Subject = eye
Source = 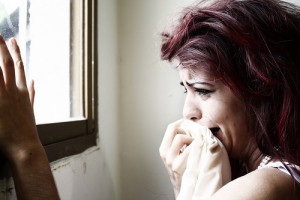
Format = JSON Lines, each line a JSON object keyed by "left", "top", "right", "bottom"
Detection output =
{"left": 195, "top": 88, "right": 213, "bottom": 96}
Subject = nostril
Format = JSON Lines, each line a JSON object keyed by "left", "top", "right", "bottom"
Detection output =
{"left": 190, "top": 116, "right": 198, "bottom": 121}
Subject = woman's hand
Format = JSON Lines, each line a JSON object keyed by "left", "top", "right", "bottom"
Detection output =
{"left": 0, "top": 36, "right": 39, "bottom": 161}
{"left": 159, "top": 119, "right": 194, "bottom": 197}
{"left": 0, "top": 36, "right": 60, "bottom": 199}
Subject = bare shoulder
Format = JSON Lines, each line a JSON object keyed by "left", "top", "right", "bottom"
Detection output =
{"left": 211, "top": 168, "right": 299, "bottom": 200}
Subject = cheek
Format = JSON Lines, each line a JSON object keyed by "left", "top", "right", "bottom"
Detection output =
{"left": 203, "top": 100, "right": 233, "bottom": 122}
{"left": 225, "top": 104, "right": 249, "bottom": 133}
{"left": 204, "top": 98, "right": 251, "bottom": 137}
{"left": 224, "top": 103, "right": 253, "bottom": 145}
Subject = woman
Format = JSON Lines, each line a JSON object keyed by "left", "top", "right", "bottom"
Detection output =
{"left": 159, "top": 0, "right": 300, "bottom": 199}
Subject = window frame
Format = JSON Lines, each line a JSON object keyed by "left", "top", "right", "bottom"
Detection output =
{"left": 37, "top": 0, "right": 98, "bottom": 162}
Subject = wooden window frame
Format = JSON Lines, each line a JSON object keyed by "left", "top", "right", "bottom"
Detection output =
{"left": 37, "top": 0, "right": 98, "bottom": 162}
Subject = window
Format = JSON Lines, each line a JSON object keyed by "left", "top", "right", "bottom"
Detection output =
{"left": 0, "top": 0, "right": 97, "bottom": 161}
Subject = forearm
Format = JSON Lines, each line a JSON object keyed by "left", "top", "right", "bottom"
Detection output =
{"left": 8, "top": 141, "right": 59, "bottom": 200}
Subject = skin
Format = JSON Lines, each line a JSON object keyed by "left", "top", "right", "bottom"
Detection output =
{"left": 159, "top": 67, "right": 298, "bottom": 199}
{"left": 0, "top": 36, "right": 59, "bottom": 200}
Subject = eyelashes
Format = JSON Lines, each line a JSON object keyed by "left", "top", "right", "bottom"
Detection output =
{"left": 195, "top": 88, "right": 213, "bottom": 95}
{"left": 182, "top": 87, "right": 213, "bottom": 96}
{"left": 180, "top": 82, "right": 214, "bottom": 96}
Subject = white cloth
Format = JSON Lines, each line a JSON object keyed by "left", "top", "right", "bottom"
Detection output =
{"left": 177, "top": 121, "right": 231, "bottom": 200}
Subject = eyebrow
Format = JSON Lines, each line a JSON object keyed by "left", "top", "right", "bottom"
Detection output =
{"left": 180, "top": 81, "right": 213, "bottom": 87}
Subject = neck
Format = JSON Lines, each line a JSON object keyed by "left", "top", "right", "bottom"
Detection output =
{"left": 244, "top": 146, "right": 264, "bottom": 172}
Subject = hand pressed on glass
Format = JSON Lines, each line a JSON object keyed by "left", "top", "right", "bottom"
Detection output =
{"left": 0, "top": 36, "right": 38, "bottom": 158}
{"left": 0, "top": 36, "right": 59, "bottom": 199}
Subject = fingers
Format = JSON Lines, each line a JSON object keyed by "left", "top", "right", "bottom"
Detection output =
{"left": 8, "top": 38, "right": 27, "bottom": 89}
{"left": 171, "top": 142, "right": 192, "bottom": 174}
{"left": 159, "top": 119, "right": 195, "bottom": 194}
{"left": 0, "top": 36, "right": 16, "bottom": 89}
{"left": 0, "top": 36, "right": 27, "bottom": 91}
{"left": 185, "top": 138, "right": 204, "bottom": 177}
{"left": 166, "top": 134, "right": 193, "bottom": 167}
{"left": 159, "top": 119, "right": 185, "bottom": 158}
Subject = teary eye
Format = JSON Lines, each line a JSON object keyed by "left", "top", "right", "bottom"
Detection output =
{"left": 195, "top": 88, "right": 213, "bottom": 96}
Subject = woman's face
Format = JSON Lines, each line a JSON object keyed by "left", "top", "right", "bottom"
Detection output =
{"left": 179, "top": 67, "right": 256, "bottom": 158}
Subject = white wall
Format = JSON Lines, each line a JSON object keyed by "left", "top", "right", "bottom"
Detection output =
{"left": 97, "top": 0, "right": 121, "bottom": 198}
{"left": 118, "top": 0, "right": 193, "bottom": 199}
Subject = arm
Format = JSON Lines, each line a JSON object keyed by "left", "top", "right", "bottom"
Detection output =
{"left": 210, "top": 168, "right": 298, "bottom": 200}
{"left": 0, "top": 36, "right": 60, "bottom": 200}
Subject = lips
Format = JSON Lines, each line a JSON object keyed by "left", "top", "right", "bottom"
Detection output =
{"left": 210, "top": 127, "right": 220, "bottom": 133}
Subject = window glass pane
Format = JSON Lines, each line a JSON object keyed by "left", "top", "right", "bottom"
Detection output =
{"left": 0, "top": 0, "right": 84, "bottom": 124}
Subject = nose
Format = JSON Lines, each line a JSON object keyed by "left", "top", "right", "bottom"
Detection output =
{"left": 182, "top": 94, "right": 202, "bottom": 121}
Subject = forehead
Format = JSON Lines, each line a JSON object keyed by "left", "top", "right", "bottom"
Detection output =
{"left": 179, "top": 67, "right": 216, "bottom": 82}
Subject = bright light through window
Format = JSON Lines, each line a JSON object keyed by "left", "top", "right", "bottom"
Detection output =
{"left": 0, "top": 0, "right": 84, "bottom": 124}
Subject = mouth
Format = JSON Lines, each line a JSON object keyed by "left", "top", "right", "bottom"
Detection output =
{"left": 209, "top": 127, "right": 221, "bottom": 137}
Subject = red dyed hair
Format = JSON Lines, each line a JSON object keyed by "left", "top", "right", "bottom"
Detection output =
{"left": 161, "top": 0, "right": 300, "bottom": 169}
